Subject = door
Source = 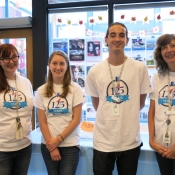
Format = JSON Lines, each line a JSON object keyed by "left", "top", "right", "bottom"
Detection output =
{"left": 0, "top": 28, "right": 34, "bottom": 129}
{"left": 0, "top": 28, "right": 33, "bottom": 83}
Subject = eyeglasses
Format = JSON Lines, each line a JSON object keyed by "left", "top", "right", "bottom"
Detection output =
{"left": 0, "top": 55, "right": 19, "bottom": 64}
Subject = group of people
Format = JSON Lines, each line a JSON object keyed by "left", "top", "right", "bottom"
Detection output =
{"left": 0, "top": 22, "right": 174, "bottom": 175}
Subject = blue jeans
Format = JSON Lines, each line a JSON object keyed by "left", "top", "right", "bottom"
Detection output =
{"left": 0, "top": 144, "right": 32, "bottom": 175}
{"left": 155, "top": 152, "right": 175, "bottom": 175}
{"left": 93, "top": 143, "right": 142, "bottom": 175}
{"left": 41, "top": 143, "right": 80, "bottom": 175}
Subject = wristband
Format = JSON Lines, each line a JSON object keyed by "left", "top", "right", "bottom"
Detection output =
{"left": 56, "top": 136, "right": 61, "bottom": 143}
{"left": 59, "top": 134, "right": 64, "bottom": 141}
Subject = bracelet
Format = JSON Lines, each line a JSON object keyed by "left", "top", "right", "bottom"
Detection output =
{"left": 56, "top": 135, "right": 61, "bottom": 143}
{"left": 59, "top": 134, "right": 64, "bottom": 141}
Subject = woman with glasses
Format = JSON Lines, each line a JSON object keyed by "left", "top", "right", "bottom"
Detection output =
{"left": 34, "top": 50, "right": 85, "bottom": 175}
{"left": 0, "top": 44, "right": 34, "bottom": 175}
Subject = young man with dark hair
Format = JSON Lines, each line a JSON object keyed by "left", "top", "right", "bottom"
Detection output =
{"left": 85, "top": 22, "right": 152, "bottom": 175}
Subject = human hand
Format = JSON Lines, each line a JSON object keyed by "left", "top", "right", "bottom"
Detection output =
{"left": 150, "top": 141, "right": 167, "bottom": 155}
{"left": 46, "top": 137, "right": 60, "bottom": 152}
{"left": 50, "top": 148, "right": 61, "bottom": 161}
{"left": 162, "top": 147, "right": 175, "bottom": 159}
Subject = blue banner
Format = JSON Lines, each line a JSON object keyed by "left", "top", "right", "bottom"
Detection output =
{"left": 3, "top": 102, "right": 27, "bottom": 108}
{"left": 48, "top": 108, "right": 69, "bottom": 114}
{"left": 106, "top": 95, "right": 129, "bottom": 102}
{"left": 158, "top": 98, "right": 175, "bottom": 105}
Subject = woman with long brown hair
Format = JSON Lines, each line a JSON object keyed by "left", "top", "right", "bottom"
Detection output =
{"left": 34, "top": 50, "right": 85, "bottom": 175}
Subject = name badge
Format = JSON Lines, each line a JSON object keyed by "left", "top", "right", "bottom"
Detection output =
{"left": 16, "top": 120, "right": 23, "bottom": 140}
{"left": 16, "top": 127, "right": 23, "bottom": 140}
{"left": 163, "top": 131, "right": 171, "bottom": 144}
{"left": 165, "top": 110, "right": 175, "bottom": 115}
{"left": 112, "top": 104, "right": 120, "bottom": 116}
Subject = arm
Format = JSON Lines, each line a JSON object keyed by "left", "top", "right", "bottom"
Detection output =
{"left": 37, "top": 108, "right": 61, "bottom": 160}
{"left": 91, "top": 96, "right": 99, "bottom": 111}
{"left": 46, "top": 103, "right": 83, "bottom": 151}
{"left": 37, "top": 108, "right": 53, "bottom": 142}
{"left": 60, "top": 103, "right": 82, "bottom": 140}
{"left": 148, "top": 99, "right": 167, "bottom": 154}
{"left": 140, "top": 94, "right": 147, "bottom": 110}
{"left": 162, "top": 144, "right": 175, "bottom": 159}
{"left": 148, "top": 99, "right": 156, "bottom": 147}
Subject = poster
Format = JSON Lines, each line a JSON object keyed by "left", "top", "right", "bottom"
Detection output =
{"left": 132, "top": 37, "right": 145, "bottom": 50}
{"left": 86, "top": 105, "right": 96, "bottom": 122}
{"left": 71, "top": 65, "right": 85, "bottom": 87}
{"left": 86, "top": 38, "right": 102, "bottom": 62}
{"left": 124, "top": 38, "right": 132, "bottom": 58}
{"left": 132, "top": 50, "right": 146, "bottom": 63}
{"left": 146, "top": 50, "right": 155, "bottom": 65}
{"left": 69, "top": 39, "right": 85, "bottom": 61}
{"left": 53, "top": 38, "right": 68, "bottom": 54}
{"left": 86, "top": 64, "right": 96, "bottom": 75}
{"left": 146, "top": 35, "right": 158, "bottom": 50}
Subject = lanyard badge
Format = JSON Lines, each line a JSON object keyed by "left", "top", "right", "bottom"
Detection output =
{"left": 108, "top": 57, "right": 127, "bottom": 117}
{"left": 15, "top": 75, "right": 23, "bottom": 140}
{"left": 163, "top": 72, "right": 175, "bottom": 145}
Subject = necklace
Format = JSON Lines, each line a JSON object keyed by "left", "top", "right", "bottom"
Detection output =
{"left": 15, "top": 75, "right": 23, "bottom": 131}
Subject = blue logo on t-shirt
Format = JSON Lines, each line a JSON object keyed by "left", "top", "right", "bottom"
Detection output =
{"left": 106, "top": 77, "right": 129, "bottom": 104}
{"left": 47, "top": 93, "right": 69, "bottom": 115}
{"left": 158, "top": 82, "right": 175, "bottom": 107}
{"left": 3, "top": 87, "right": 27, "bottom": 110}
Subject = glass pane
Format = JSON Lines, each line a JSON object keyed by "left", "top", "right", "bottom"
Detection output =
{"left": 47, "top": 8, "right": 108, "bottom": 138}
{"left": 0, "top": 38, "right": 27, "bottom": 77}
{"left": 114, "top": 5, "right": 175, "bottom": 128}
{"left": 0, "top": 0, "right": 5, "bottom": 18}
{"left": 0, "top": 39, "right": 5, "bottom": 45}
{"left": 48, "top": 0, "right": 105, "bottom": 4}
{"left": 0, "top": 0, "right": 32, "bottom": 18}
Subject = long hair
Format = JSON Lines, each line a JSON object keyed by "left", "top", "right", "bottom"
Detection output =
{"left": 0, "top": 44, "right": 19, "bottom": 93}
{"left": 44, "top": 50, "right": 71, "bottom": 98}
{"left": 154, "top": 34, "right": 175, "bottom": 75}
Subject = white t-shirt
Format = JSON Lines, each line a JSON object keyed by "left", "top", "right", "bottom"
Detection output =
{"left": 34, "top": 81, "right": 85, "bottom": 147}
{"left": 85, "top": 58, "right": 152, "bottom": 152}
{"left": 0, "top": 74, "right": 33, "bottom": 151}
{"left": 149, "top": 72, "right": 175, "bottom": 148}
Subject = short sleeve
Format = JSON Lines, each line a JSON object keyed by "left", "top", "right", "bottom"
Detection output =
{"left": 149, "top": 75, "right": 156, "bottom": 100}
{"left": 73, "top": 84, "right": 86, "bottom": 107}
{"left": 28, "top": 80, "right": 34, "bottom": 97}
{"left": 34, "top": 89, "right": 46, "bottom": 110}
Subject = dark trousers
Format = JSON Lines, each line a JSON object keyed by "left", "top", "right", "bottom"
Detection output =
{"left": 0, "top": 144, "right": 32, "bottom": 175}
{"left": 155, "top": 152, "right": 175, "bottom": 175}
{"left": 41, "top": 143, "right": 80, "bottom": 175}
{"left": 93, "top": 144, "right": 141, "bottom": 175}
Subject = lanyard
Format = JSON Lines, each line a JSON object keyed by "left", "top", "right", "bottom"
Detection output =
{"left": 165, "top": 72, "right": 175, "bottom": 144}
{"left": 15, "top": 75, "right": 22, "bottom": 130}
{"left": 167, "top": 72, "right": 175, "bottom": 111}
{"left": 108, "top": 57, "right": 127, "bottom": 96}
